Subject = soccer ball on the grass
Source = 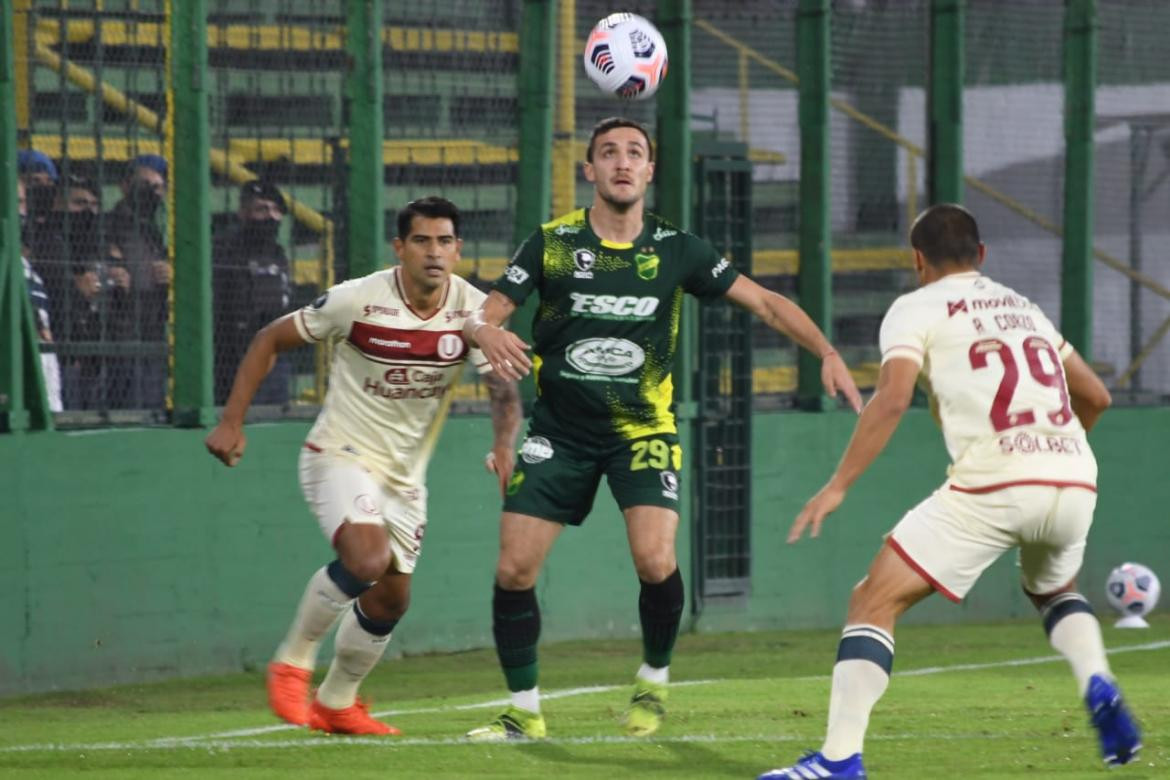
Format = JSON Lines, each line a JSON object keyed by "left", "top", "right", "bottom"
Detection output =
{"left": 583, "top": 13, "right": 668, "bottom": 101}
{"left": 1105, "top": 562, "right": 1160, "bottom": 628}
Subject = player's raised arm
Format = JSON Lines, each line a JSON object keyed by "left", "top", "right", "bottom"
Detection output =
{"left": 204, "top": 313, "right": 308, "bottom": 466}
{"left": 788, "top": 356, "right": 918, "bottom": 543}
{"left": 463, "top": 290, "right": 532, "bottom": 381}
{"left": 1062, "top": 347, "right": 1112, "bottom": 432}
{"left": 722, "top": 275, "right": 863, "bottom": 412}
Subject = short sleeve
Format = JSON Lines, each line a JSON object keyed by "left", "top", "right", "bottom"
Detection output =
{"left": 492, "top": 232, "right": 543, "bottom": 306}
{"left": 682, "top": 235, "right": 739, "bottom": 299}
{"left": 879, "top": 295, "right": 927, "bottom": 368}
{"left": 295, "top": 280, "right": 360, "bottom": 343}
{"left": 1026, "top": 305, "right": 1074, "bottom": 359}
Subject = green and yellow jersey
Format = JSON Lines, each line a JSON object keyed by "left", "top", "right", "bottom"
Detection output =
{"left": 494, "top": 208, "right": 739, "bottom": 445}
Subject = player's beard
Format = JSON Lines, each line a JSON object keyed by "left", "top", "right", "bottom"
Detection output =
{"left": 598, "top": 183, "right": 643, "bottom": 213}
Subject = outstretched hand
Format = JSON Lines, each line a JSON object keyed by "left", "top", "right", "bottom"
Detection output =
{"left": 477, "top": 325, "right": 532, "bottom": 382}
{"left": 205, "top": 422, "right": 246, "bottom": 467}
{"left": 788, "top": 483, "right": 846, "bottom": 543}
{"left": 822, "top": 353, "right": 863, "bottom": 413}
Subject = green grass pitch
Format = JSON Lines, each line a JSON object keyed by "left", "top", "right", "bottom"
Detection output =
{"left": 1, "top": 618, "right": 1166, "bottom": 778}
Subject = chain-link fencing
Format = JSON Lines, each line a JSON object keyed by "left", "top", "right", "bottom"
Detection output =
{"left": 21, "top": 0, "right": 169, "bottom": 420}
{"left": 1093, "top": 0, "right": 1170, "bottom": 400}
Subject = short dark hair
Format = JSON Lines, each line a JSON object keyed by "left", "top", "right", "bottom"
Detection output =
{"left": 64, "top": 173, "right": 100, "bottom": 199}
{"left": 909, "top": 204, "right": 982, "bottom": 267}
{"left": 240, "top": 178, "right": 287, "bottom": 213}
{"left": 396, "top": 196, "right": 461, "bottom": 239}
{"left": 586, "top": 117, "right": 654, "bottom": 163}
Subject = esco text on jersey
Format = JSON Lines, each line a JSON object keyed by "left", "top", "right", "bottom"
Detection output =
{"left": 569, "top": 293, "right": 660, "bottom": 318}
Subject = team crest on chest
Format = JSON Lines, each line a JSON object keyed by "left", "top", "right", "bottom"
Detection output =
{"left": 635, "top": 252, "right": 659, "bottom": 281}
{"left": 574, "top": 248, "right": 596, "bottom": 279}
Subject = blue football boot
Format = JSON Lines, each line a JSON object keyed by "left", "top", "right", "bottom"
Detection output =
{"left": 1085, "top": 674, "right": 1142, "bottom": 766}
{"left": 757, "top": 751, "right": 867, "bottom": 779}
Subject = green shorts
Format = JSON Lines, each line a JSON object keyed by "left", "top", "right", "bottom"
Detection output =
{"left": 502, "top": 430, "right": 683, "bottom": 525}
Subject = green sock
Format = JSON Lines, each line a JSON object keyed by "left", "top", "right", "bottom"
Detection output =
{"left": 493, "top": 584, "right": 540, "bottom": 691}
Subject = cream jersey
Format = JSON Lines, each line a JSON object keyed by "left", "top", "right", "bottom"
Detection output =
{"left": 294, "top": 267, "right": 490, "bottom": 494}
{"left": 879, "top": 271, "right": 1096, "bottom": 490}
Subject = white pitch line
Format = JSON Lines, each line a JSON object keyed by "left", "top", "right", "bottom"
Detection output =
{"left": 0, "top": 732, "right": 1063, "bottom": 754}
{"left": 202, "top": 680, "right": 717, "bottom": 740}
{"left": 2, "top": 639, "right": 1165, "bottom": 756}
{"left": 895, "top": 639, "right": 1170, "bottom": 677}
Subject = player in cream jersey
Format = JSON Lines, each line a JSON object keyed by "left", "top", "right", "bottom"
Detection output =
{"left": 760, "top": 205, "right": 1139, "bottom": 780}
{"left": 295, "top": 263, "right": 491, "bottom": 494}
{"left": 880, "top": 269, "right": 1096, "bottom": 491}
{"left": 207, "top": 198, "right": 521, "bottom": 737}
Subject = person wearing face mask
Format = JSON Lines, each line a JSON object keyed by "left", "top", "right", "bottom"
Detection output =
{"left": 212, "top": 178, "right": 292, "bottom": 406}
{"left": 16, "top": 178, "right": 63, "bottom": 413}
{"left": 105, "top": 154, "right": 171, "bottom": 410}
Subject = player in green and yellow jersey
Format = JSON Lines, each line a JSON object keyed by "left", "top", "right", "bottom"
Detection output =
{"left": 464, "top": 117, "right": 863, "bottom": 741}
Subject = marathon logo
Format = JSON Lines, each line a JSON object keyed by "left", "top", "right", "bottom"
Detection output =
{"left": 348, "top": 322, "right": 469, "bottom": 364}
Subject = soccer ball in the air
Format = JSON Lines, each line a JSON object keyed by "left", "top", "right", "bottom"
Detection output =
{"left": 1105, "top": 562, "right": 1160, "bottom": 628}
{"left": 583, "top": 13, "right": 668, "bottom": 100}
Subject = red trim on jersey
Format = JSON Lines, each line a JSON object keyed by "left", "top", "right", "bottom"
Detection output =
{"left": 948, "top": 479, "right": 1097, "bottom": 495}
{"left": 347, "top": 321, "right": 469, "bottom": 363}
{"left": 298, "top": 309, "right": 322, "bottom": 342}
{"left": 393, "top": 266, "right": 450, "bottom": 322}
{"left": 887, "top": 537, "right": 961, "bottom": 603}
{"left": 303, "top": 442, "right": 323, "bottom": 453}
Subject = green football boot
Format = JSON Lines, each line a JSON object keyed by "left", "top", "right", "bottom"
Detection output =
{"left": 622, "top": 677, "right": 668, "bottom": 736}
{"left": 465, "top": 704, "right": 547, "bottom": 742}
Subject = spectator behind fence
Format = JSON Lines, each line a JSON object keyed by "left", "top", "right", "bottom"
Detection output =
{"left": 17, "top": 149, "right": 59, "bottom": 268}
{"left": 17, "top": 179, "right": 63, "bottom": 412}
{"left": 105, "top": 154, "right": 171, "bottom": 409}
{"left": 26, "top": 174, "right": 103, "bottom": 327}
{"left": 213, "top": 179, "right": 292, "bottom": 406}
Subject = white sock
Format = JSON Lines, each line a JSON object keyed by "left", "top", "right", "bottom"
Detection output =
{"left": 637, "top": 662, "right": 669, "bottom": 685}
{"left": 821, "top": 625, "right": 894, "bottom": 761}
{"left": 511, "top": 687, "right": 541, "bottom": 714}
{"left": 1048, "top": 607, "right": 1111, "bottom": 695}
{"left": 273, "top": 565, "right": 352, "bottom": 669}
{"left": 315, "top": 606, "right": 392, "bottom": 710}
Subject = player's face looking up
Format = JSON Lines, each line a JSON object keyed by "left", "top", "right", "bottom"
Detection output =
{"left": 584, "top": 127, "right": 655, "bottom": 211}
{"left": 393, "top": 216, "right": 462, "bottom": 296}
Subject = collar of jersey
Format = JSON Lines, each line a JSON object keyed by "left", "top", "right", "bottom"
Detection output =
{"left": 584, "top": 207, "right": 649, "bottom": 250}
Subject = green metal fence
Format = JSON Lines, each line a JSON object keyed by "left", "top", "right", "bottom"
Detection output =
{"left": 4, "top": 0, "right": 1166, "bottom": 434}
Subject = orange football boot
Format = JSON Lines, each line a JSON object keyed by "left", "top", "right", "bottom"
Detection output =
{"left": 308, "top": 697, "right": 402, "bottom": 735}
{"left": 266, "top": 662, "right": 312, "bottom": 726}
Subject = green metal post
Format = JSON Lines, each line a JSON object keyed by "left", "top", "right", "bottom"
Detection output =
{"left": 796, "top": 0, "right": 831, "bottom": 410}
{"left": 1061, "top": 0, "right": 1097, "bottom": 356}
{"left": 655, "top": 0, "right": 692, "bottom": 230}
{"left": 168, "top": 0, "right": 215, "bottom": 427}
{"left": 0, "top": 0, "right": 30, "bottom": 432}
{"left": 928, "top": 0, "right": 964, "bottom": 204}
{"left": 513, "top": 0, "right": 556, "bottom": 247}
{"left": 511, "top": 0, "right": 556, "bottom": 407}
{"left": 345, "top": 0, "right": 384, "bottom": 278}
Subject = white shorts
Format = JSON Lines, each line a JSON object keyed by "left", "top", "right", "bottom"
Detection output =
{"left": 888, "top": 482, "right": 1097, "bottom": 601}
{"left": 297, "top": 448, "right": 428, "bottom": 574}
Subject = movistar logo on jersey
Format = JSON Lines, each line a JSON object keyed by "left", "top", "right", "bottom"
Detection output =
{"left": 566, "top": 337, "right": 646, "bottom": 376}
{"left": 635, "top": 253, "right": 659, "bottom": 281}
{"left": 652, "top": 227, "right": 677, "bottom": 240}
{"left": 569, "top": 293, "right": 659, "bottom": 319}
